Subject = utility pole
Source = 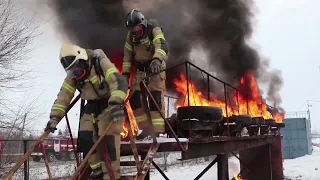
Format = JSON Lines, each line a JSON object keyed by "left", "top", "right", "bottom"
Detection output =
{"left": 307, "top": 100, "right": 312, "bottom": 120}
{"left": 19, "top": 113, "right": 27, "bottom": 153}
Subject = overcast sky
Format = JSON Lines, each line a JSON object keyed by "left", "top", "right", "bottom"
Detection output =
{"left": 5, "top": 0, "right": 320, "bottom": 135}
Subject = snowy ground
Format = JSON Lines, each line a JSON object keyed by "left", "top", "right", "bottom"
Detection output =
{"left": 283, "top": 146, "right": 320, "bottom": 180}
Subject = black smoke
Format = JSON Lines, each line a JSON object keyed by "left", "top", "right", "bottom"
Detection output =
{"left": 46, "top": 0, "right": 283, "bottom": 108}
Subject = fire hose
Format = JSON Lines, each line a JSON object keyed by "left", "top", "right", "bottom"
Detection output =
{"left": 3, "top": 94, "right": 81, "bottom": 180}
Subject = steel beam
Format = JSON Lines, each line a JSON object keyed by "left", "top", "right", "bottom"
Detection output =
{"left": 182, "top": 136, "right": 277, "bottom": 160}
{"left": 120, "top": 138, "right": 188, "bottom": 156}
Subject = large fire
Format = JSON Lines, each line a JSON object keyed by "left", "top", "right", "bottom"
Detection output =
{"left": 173, "top": 72, "right": 284, "bottom": 123}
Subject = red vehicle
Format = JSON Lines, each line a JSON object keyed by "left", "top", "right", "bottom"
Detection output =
{"left": 31, "top": 136, "right": 78, "bottom": 162}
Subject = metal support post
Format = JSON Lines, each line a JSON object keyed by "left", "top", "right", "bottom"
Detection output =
{"left": 217, "top": 154, "right": 229, "bottom": 180}
{"left": 23, "top": 140, "right": 29, "bottom": 180}
{"left": 141, "top": 153, "right": 150, "bottom": 180}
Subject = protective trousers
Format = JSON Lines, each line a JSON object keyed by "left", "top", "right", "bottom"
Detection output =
{"left": 77, "top": 99, "right": 123, "bottom": 180}
{"left": 129, "top": 67, "right": 166, "bottom": 133}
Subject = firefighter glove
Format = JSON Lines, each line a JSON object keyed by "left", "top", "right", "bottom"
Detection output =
{"left": 44, "top": 117, "right": 59, "bottom": 133}
{"left": 149, "top": 58, "right": 162, "bottom": 74}
{"left": 108, "top": 104, "right": 125, "bottom": 122}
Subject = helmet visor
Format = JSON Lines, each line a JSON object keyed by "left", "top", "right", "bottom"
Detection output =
{"left": 61, "top": 56, "right": 76, "bottom": 70}
{"left": 129, "top": 24, "right": 144, "bottom": 38}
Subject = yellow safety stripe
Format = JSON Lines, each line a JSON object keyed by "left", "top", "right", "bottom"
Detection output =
{"left": 122, "top": 62, "right": 132, "bottom": 68}
{"left": 141, "top": 38, "right": 150, "bottom": 45}
{"left": 89, "top": 162, "right": 102, "bottom": 169}
{"left": 125, "top": 42, "right": 132, "bottom": 51}
{"left": 111, "top": 90, "right": 127, "bottom": 100}
{"left": 156, "top": 49, "right": 167, "bottom": 56}
{"left": 89, "top": 75, "right": 99, "bottom": 84}
{"left": 52, "top": 104, "right": 66, "bottom": 112}
{"left": 152, "top": 118, "right": 165, "bottom": 125}
{"left": 135, "top": 115, "right": 147, "bottom": 123}
{"left": 105, "top": 67, "right": 118, "bottom": 80}
{"left": 152, "top": 34, "right": 165, "bottom": 43}
{"left": 91, "top": 113, "right": 96, "bottom": 123}
{"left": 62, "top": 82, "right": 76, "bottom": 94}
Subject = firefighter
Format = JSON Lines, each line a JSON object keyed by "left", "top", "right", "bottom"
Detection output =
{"left": 44, "top": 43, "right": 128, "bottom": 180}
{"left": 122, "top": 9, "right": 169, "bottom": 138}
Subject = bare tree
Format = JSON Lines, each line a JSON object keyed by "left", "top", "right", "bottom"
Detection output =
{"left": 0, "top": 0, "right": 42, "bottom": 130}
{"left": 0, "top": 0, "right": 40, "bottom": 95}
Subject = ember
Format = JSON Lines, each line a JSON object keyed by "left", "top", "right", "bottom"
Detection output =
{"left": 174, "top": 72, "right": 284, "bottom": 123}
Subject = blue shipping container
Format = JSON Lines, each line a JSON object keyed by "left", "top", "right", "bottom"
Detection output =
{"left": 280, "top": 117, "right": 313, "bottom": 159}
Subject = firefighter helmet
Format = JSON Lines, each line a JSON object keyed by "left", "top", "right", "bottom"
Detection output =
{"left": 59, "top": 43, "right": 90, "bottom": 80}
{"left": 125, "top": 9, "right": 147, "bottom": 38}
{"left": 59, "top": 43, "right": 88, "bottom": 70}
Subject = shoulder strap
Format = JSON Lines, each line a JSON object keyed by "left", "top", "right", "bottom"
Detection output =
{"left": 92, "top": 57, "right": 105, "bottom": 89}
{"left": 92, "top": 57, "right": 104, "bottom": 78}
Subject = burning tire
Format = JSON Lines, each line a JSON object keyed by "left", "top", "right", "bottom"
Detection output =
{"left": 252, "top": 117, "right": 265, "bottom": 125}
{"left": 46, "top": 152, "right": 55, "bottom": 162}
{"left": 176, "top": 106, "right": 223, "bottom": 138}
{"left": 265, "top": 119, "right": 276, "bottom": 125}
{"left": 32, "top": 156, "right": 41, "bottom": 162}
{"left": 177, "top": 106, "right": 223, "bottom": 122}
{"left": 229, "top": 115, "right": 252, "bottom": 125}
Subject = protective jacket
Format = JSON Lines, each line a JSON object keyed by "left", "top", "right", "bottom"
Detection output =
{"left": 122, "top": 19, "right": 168, "bottom": 76}
{"left": 50, "top": 49, "right": 128, "bottom": 120}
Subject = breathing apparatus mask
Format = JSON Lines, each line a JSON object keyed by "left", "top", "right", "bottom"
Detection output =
{"left": 61, "top": 56, "right": 90, "bottom": 81}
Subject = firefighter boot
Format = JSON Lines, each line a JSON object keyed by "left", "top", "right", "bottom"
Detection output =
{"left": 89, "top": 170, "right": 103, "bottom": 180}
{"left": 88, "top": 152, "right": 104, "bottom": 179}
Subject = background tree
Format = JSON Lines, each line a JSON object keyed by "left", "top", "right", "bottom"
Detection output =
{"left": 0, "top": 0, "right": 43, "bottom": 170}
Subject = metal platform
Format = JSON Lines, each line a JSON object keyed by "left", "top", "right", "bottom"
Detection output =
{"left": 120, "top": 138, "right": 189, "bottom": 156}
{"left": 120, "top": 135, "right": 278, "bottom": 158}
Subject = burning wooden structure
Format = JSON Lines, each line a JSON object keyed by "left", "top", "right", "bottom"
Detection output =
{"left": 3, "top": 61, "right": 285, "bottom": 180}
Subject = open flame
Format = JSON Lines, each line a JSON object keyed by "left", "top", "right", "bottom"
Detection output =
{"left": 120, "top": 91, "right": 139, "bottom": 138}
{"left": 173, "top": 72, "right": 284, "bottom": 123}
{"left": 233, "top": 174, "right": 242, "bottom": 180}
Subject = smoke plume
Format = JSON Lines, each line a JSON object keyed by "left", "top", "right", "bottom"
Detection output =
{"left": 46, "top": 0, "right": 283, "bottom": 108}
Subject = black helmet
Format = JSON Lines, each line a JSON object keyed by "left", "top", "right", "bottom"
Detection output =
{"left": 125, "top": 9, "right": 147, "bottom": 38}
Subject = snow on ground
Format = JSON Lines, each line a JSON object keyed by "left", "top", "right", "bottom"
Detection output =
{"left": 2, "top": 161, "right": 76, "bottom": 180}
{"left": 283, "top": 146, "right": 320, "bottom": 180}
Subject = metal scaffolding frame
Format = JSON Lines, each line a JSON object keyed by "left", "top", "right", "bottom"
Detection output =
{"left": 2, "top": 61, "right": 285, "bottom": 180}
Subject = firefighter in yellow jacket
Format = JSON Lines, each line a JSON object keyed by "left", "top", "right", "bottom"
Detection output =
{"left": 44, "top": 43, "right": 128, "bottom": 180}
{"left": 122, "top": 9, "right": 169, "bottom": 138}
